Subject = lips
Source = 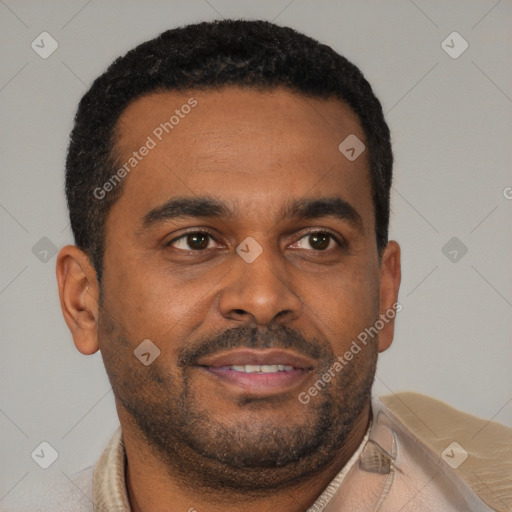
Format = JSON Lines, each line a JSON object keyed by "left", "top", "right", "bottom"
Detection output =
{"left": 196, "top": 349, "right": 315, "bottom": 395}
{"left": 217, "top": 364, "right": 295, "bottom": 373}
{"left": 196, "top": 348, "right": 315, "bottom": 370}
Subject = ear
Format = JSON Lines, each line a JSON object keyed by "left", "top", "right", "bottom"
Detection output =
{"left": 56, "top": 245, "right": 100, "bottom": 355}
{"left": 377, "top": 241, "right": 401, "bottom": 353}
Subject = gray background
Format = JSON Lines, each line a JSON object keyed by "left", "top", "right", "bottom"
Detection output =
{"left": 1, "top": 0, "right": 511, "bottom": 503}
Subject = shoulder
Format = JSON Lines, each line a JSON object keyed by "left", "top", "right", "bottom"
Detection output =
{"left": 378, "top": 392, "right": 512, "bottom": 512}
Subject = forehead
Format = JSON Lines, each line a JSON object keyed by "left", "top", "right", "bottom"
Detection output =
{"left": 109, "top": 87, "right": 372, "bottom": 229}
{"left": 115, "top": 87, "right": 364, "bottom": 160}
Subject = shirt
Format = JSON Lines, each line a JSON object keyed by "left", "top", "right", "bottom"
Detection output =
{"left": 3, "top": 392, "right": 511, "bottom": 511}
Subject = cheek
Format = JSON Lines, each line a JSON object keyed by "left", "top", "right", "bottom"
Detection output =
{"left": 101, "top": 257, "right": 213, "bottom": 349}
{"left": 97, "top": 309, "right": 180, "bottom": 411}
{"left": 302, "top": 260, "right": 380, "bottom": 350}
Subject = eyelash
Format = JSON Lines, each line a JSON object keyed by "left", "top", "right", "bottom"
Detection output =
{"left": 166, "top": 229, "right": 344, "bottom": 252}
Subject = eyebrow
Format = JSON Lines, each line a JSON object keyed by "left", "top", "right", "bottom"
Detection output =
{"left": 281, "top": 196, "right": 363, "bottom": 230}
{"left": 141, "top": 195, "right": 363, "bottom": 231}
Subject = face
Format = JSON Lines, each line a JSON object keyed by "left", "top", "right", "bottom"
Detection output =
{"left": 93, "top": 87, "right": 398, "bottom": 489}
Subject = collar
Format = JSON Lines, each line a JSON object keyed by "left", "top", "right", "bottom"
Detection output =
{"left": 92, "top": 422, "right": 371, "bottom": 511}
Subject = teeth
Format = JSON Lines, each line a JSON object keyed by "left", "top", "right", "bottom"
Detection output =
{"left": 226, "top": 364, "right": 294, "bottom": 373}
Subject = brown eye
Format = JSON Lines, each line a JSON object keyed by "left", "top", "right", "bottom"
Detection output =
{"left": 308, "top": 233, "right": 331, "bottom": 250}
{"left": 169, "top": 231, "right": 216, "bottom": 251}
{"left": 292, "top": 231, "right": 339, "bottom": 251}
{"left": 186, "top": 233, "right": 210, "bottom": 250}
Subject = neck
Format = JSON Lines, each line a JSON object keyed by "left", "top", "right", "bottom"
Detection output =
{"left": 121, "top": 402, "right": 371, "bottom": 512}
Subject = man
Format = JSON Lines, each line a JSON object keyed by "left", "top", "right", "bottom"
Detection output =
{"left": 41, "top": 18, "right": 509, "bottom": 512}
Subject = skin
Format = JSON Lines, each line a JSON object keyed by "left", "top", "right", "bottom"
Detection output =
{"left": 56, "top": 87, "right": 401, "bottom": 512}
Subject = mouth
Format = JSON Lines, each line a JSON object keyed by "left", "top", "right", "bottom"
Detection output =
{"left": 195, "top": 349, "right": 315, "bottom": 396}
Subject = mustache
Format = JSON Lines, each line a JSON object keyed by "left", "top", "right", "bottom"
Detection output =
{"left": 178, "top": 324, "right": 332, "bottom": 368}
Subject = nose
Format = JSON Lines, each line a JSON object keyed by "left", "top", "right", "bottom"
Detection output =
{"left": 217, "top": 241, "right": 303, "bottom": 327}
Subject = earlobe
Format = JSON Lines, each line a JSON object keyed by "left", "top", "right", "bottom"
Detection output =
{"left": 377, "top": 241, "right": 401, "bottom": 353}
{"left": 56, "top": 245, "right": 100, "bottom": 355}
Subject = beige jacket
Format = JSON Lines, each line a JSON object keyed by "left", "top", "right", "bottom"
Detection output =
{"left": 3, "top": 393, "right": 511, "bottom": 511}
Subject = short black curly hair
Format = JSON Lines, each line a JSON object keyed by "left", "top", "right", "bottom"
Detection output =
{"left": 66, "top": 19, "right": 392, "bottom": 282}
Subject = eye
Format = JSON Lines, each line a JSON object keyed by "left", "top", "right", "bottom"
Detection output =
{"left": 291, "top": 231, "right": 341, "bottom": 251}
{"left": 166, "top": 230, "right": 342, "bottom": 253}
{"left": 168, "top": 231, "right": 219, "bottom": 251}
